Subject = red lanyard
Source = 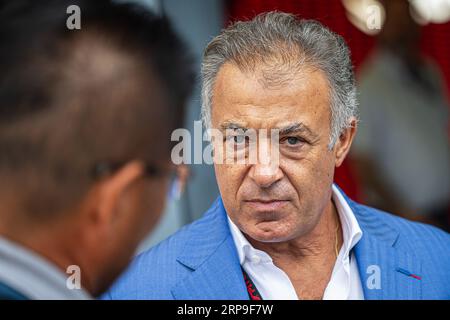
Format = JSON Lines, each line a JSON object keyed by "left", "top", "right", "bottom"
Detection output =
{"left": 242, "top": 268, "right": 263, "bottom": 300}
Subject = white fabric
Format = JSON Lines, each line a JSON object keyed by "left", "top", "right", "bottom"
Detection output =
{"left": 228, "top": 184, "right": 364, "bottom": 300}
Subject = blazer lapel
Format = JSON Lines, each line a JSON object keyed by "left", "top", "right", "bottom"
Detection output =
{"left": 171, "top": 236, "right": 248, "bottom": 299}
{"left": 171, "top": 197, "right": 248, "bottom": 300}
{"left": 347, "top": 197, "right": 422, "bottom": 299}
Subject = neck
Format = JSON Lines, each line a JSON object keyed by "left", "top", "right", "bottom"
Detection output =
{"left": 247, "top": 199, "right": 342, "bottom": 265}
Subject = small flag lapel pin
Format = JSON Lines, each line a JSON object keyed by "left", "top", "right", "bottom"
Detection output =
{"left": 396, "top": 267, "right": 422, "bottom": 280}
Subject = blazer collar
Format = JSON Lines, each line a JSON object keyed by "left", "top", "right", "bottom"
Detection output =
{"left": 172, "top": 197, "right": 248, "bottom": 299}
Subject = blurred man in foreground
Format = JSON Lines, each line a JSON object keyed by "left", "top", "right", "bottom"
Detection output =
{"left": 0, "top": 0, "right": 193, "bottom": 299}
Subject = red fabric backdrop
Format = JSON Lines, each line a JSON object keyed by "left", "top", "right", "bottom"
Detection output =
{"left": 226, "top": 0, "right": 450, "bottom": 201}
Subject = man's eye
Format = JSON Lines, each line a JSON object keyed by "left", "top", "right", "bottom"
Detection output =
{"left": 229, "top": 135, "right": 246, "bottom": 144}
{"left": 284, "top": 137, "right": 303, "bottom": 146}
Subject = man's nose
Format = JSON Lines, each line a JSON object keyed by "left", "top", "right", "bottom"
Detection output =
{"left": 247, "top": 134, "right": 282, "bottom": 188}
{"left": 248, "top": 162, "right": 283, "bottom": 188}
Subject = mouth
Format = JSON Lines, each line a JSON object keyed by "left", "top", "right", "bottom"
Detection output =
{"left": 244, "top": 199, "right": 290, "bottom": 211}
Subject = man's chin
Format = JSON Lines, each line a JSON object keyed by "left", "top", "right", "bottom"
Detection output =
{"left": 245, "top": 223, "right": 294, "bottom": 243}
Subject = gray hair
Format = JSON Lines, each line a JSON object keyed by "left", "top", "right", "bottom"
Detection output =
{"left": 201, "top": 11, "right": 358, "bottom": 148}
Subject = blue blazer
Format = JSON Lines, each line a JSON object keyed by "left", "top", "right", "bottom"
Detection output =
{"left": 104, "top": 188, "right": 450, "bottom": 300}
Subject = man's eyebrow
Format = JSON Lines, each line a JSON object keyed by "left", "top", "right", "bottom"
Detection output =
{"left": 219, "top": 121, "right": 248, "bottom": 131}
{"left": 277, "top": 123, "right": 317, "bottom": 138}
{"left": 219, "top": 121, "right": 318, "bottom": 138}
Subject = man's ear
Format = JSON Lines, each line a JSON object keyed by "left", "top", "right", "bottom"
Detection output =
{"left": 89, "top": 161, "right": 144, "bottom": 227}
{"left": 334, "top": 117, "right": 357, "bottom": 167}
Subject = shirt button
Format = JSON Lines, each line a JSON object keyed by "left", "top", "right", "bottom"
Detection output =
{"left": 251, "top": 255, "right": 261, "bottom": 264}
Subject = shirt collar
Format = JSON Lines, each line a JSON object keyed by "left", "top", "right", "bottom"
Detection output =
{"left": 331, "top": 184, "right": 363, "bottom": 260}
{"left": 228, "top": 184, "right": 363, "bottom": 265}
{"left": 0, "top": 236, "right": 91, "bottom": 300}
{"left": 228, "top": 213, "right": 254, "bottom": 265}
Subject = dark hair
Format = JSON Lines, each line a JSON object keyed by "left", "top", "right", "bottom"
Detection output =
{"left": 0, "top": 0, "right": 194, "bottom": 218}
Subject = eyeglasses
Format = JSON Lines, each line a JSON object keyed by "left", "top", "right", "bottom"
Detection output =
{"left": 91, "top": 162, "right": 182, "bottom": 200}
{"left": 91, "top": 162, "right": 173, "bottom": 179}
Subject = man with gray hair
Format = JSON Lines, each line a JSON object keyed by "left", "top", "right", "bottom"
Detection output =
{"left": 106, "top": 12, "right": 450, "bottom": 300}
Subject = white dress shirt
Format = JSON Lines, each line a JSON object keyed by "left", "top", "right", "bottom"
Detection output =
{"left": 228, "top": 184, "right": 364, "bottom": 300}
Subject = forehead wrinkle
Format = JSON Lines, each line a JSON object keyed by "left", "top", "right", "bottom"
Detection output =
{"left": 220, "top": 73, "right": 328, "bottom": 111}
{"left": 212, "top": 63, "right": 331, "bottom": 134}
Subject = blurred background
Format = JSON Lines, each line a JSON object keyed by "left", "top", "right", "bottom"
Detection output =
{"left": 134, "top": 0, "right": 450, "bottom": 252}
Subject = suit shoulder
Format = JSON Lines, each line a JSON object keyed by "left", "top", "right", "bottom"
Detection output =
{"left": 356, "top": 203, "right": 450, "bottom": 256}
